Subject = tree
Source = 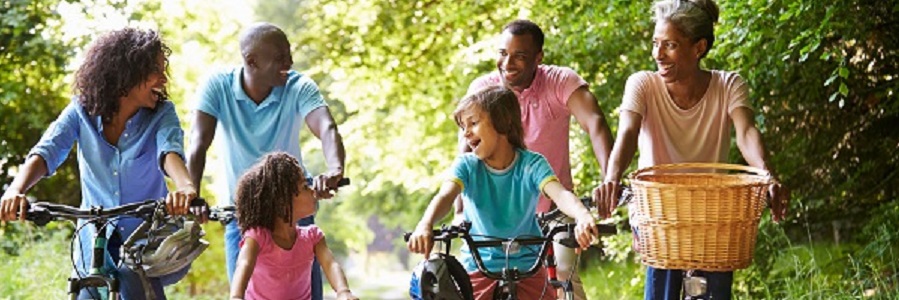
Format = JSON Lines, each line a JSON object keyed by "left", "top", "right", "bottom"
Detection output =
{"left": 1, "top": 0, "right": 81, "bottom": 205}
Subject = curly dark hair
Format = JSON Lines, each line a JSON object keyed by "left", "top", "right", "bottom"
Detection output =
{"left": 453, "top": 85, "right": 526, "bottom": 150}
{"left": 235, "top": 152, "right": 305, "bottom": 234}
{"left": 74, "top": 28, "right": 171, "bottom": 123}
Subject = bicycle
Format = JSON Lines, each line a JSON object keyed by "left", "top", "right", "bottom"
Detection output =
{"left": 405, "top": 197, "right": 618, "bottom": 300}
{"left": 23, "top": 197, "right": 209, "bottom": 300}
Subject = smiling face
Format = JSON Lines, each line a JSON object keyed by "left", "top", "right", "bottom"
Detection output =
{"left": 127, "top": 53, "right": 168, "bottom": 110}
{"left": 247, "top": 34, "right": 293, "bottom": 88}
{"left": 496, "top": 31, "right": 543, "bottom": 91}
{"left": 458, "top": 105, "right": 512, "bottom": 167}
{"left": 652, "top": 20, "right": 706, "bottom": 84}
{"left": 291, "top": 180, "right": 317, "bottom": 222}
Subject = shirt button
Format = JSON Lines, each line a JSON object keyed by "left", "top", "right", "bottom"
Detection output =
{"left": 124, "top": 133, "right": 129, "bottom": 138}
{"left": 113, "top": 171, "right": 118, "bottom": 176}
{"left": 114, "top": 191, "right": 119, "bottom": 196}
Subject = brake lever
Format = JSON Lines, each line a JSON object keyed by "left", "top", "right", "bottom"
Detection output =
{"left": 24, "top": 203, "right": 53, "bottom": 227}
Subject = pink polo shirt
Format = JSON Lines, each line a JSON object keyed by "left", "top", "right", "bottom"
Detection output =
{"left": 242, "top": 225, "right": 323, "bottom": 300}
{"left": 469, "top": 65, "right": 588, "bottom": 212}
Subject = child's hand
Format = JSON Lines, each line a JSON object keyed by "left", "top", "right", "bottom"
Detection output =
{"left": 574, "top": 214, "right": 599, "bottom": 251}
{"left": 336, "top": 290, "right": 358, "bottom": 300}
{"left": 406, "top": 223, "right": 435, "bottom": 258}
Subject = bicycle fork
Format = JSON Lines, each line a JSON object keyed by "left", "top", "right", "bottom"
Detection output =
{"left": 68, "top": 224, "right": 120, "bottom": 300}
{"left": 545, "top": 247, "right": 574, "bottom": 300}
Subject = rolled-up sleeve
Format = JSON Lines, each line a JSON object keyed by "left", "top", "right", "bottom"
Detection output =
{"left": 155, "top": 102, "right": 185, "bottom": 173}
{"left": 28, "top": 101, "right": 80, "bottom": 177}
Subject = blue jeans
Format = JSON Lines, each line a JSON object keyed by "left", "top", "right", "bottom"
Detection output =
{"left": 225, "top": 215, "right": 322, "bottom": 300}
{"left": 77, "top": 231, "right": 189, "bottom": 300}
{"left": 644, "top": 267, "right": 733, "bottom": 300}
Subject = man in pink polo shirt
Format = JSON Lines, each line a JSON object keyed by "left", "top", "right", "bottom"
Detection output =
{"left": 456, "top": 19, "right": 614, "bottom": 300}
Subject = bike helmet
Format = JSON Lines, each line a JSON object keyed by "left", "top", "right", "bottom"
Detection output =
{"left": 121, "top": 214, "right": 209, "bottom": 278}
{"left": 410, "top": 253, "right": 474, "bottom": 300}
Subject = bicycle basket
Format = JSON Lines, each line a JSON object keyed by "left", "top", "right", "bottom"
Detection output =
{"left": 628, "top": 163, "right": 771, "bottom": 271}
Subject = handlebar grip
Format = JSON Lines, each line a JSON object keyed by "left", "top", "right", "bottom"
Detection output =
{"left": 304, "top": 177, "right": 351, "bottom": 187}
{"left": 337, "top": 178, "right": 350, "bottom": 187}
{"left": 23, "top": 203, "right": 53, "bottom": 227}
{"left": 189, "top": 197, "right": 208, "bottom": 208}
{"left": 402, "top": 229, "right": 442, "bottom": 242}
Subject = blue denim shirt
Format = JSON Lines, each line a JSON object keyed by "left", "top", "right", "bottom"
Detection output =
{"left": 29, "top": 97, "right": 184, "bottom": 275}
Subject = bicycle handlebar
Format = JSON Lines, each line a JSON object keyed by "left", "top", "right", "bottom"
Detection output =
{"left": 403, "top": 220, "right": 617, "bottom": 281}
{"left": 24, "top": 199, "right": 186, "bottom": 226}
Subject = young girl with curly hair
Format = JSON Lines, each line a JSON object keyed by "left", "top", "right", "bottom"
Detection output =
{"left": 230, "top": 152, "right": 357, "bottom": 300}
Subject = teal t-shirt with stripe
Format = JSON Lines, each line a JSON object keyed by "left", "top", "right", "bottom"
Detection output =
{"left": 451, "top": 148, "right": 558, "bottom": 273}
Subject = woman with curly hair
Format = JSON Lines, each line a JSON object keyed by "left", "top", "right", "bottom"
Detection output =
{"left": 230, "top": 152, "right": 357, "bottom": 300}
{"left": 0, "top": 28, "right": 197, "bottom": 299}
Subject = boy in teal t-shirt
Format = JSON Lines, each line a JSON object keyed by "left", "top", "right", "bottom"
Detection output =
{"left": 407, "top": 85, "right": 599, "bottom": 299}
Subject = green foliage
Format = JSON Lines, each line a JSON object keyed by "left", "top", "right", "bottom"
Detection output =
{"left": 1, "top": 0, "right": 81, "bottom": 205}
{"left": 2, "top": 0, "right": 898, "bottom": 298}
{"left": 713, "top": 0, "right": 898, "bottom": 231}
{"left": 0, "top": 223, "right": 76, "bottom": 299}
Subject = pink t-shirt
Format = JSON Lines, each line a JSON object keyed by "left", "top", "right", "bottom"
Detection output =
{"left": 469, "top": 65, "right": 587, "bottom": 212}
{"left": 242, "top": 225, "right": 324, "bottom": 300}
{"left": 619, "top": 70, "right": 751, "bottom": 168}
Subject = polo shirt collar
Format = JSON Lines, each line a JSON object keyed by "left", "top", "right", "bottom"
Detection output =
{"left": 231, "top": 67, "right": 252, "bottom": 102}
{"left": 232, "top": 67, "right": 283, "bottom": 108}
{"left": 520, "top": 65, "right": 545, "bottom": 97}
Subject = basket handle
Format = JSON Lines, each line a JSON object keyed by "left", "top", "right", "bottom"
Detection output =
{"left": 630, "top": 163, "right": 771, "bottom": 179}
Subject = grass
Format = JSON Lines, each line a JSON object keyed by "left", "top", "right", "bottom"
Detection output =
{"left": 2, "top": 221, "right": 896, "bottom": 299}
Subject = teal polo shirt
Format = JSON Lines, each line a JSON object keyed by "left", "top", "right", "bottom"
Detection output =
{"left": 195, "top": 67, "right": 325, "bottom": 204}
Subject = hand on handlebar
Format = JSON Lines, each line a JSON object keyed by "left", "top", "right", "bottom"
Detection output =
{"left": 593, "top": 181, "right": 621, "bottom": 219}
{"left": 574, "top": 213, "right": 599, "bottom": 252}
{"left": 406, "top": 223, "right": 435, "bottom": 258}
{"left": 312, "top": 169, "right": 344, "bottom": 199}
{"left": 0, "top": 191, "right": 28, "bottom": 221}
{"left": 165, "top": 186, "right": 197, "bottom": 216}
{"left": 769, "top": 181, "right": 789, "bottom": 223}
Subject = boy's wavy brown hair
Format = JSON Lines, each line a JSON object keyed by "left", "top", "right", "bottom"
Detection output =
{"left": 453, "top": 85, "right": 526, "bottom": 150}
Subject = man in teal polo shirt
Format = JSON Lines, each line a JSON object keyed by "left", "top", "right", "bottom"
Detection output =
{"left": 187, "top": 22, "right": 346, "bottom": 300}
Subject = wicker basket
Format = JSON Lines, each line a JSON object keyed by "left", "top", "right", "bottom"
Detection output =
{"left": 628, "top": 163, "right": 771, "bottom": 271}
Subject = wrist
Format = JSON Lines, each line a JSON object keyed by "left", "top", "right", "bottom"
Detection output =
{"left": 416, "top": 220, "right": 434, "bottom": 230}
{"left": 576, "top": 211, "right": 594, "bottom": 222}
{"left": 336, "top": 288, "right": 352, "bottom": 294}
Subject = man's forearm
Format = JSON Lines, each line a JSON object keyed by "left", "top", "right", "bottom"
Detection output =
{"left": 186, "top": 146, "right": 207, "bottom": 195}
{"left": 321, "top": 124, "right": 346, "bottom": 173}
{"left": 587, "top": 122, "right": 614, "bottom": 177}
